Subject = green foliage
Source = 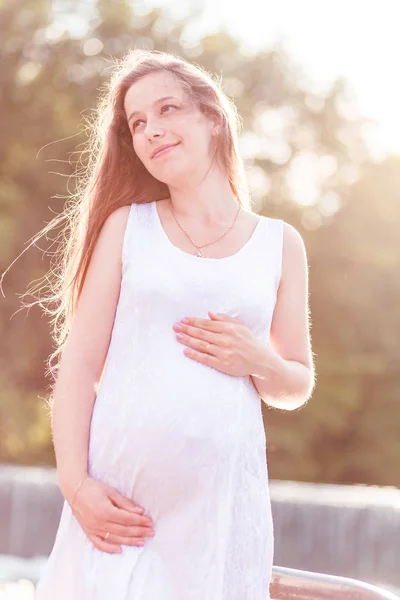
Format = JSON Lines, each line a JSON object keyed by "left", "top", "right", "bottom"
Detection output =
{"left": 1, "top": 0, "right": 398, "bottom": 486}
{"left": 266, "top": 158, "right": 400, "bottom": 485}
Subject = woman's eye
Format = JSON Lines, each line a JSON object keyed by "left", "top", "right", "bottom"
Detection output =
{"left": 161, "top": 104, "right": 177, "bottom": 114}
{"left": 131, "top": 105, "right": 177, "bottom": 132}
{"left": 132, "top": 120, "right": 144, "bottom": 131}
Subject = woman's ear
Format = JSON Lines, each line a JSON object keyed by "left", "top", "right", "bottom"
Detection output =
{"left": 211, "top": 114, "right": 223, "bottom": 137}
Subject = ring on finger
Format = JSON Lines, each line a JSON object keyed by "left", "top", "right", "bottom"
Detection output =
{"left": 104, "top": 531, "right": 110, "bottom": 541}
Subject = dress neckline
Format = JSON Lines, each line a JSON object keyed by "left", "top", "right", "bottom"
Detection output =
{"left": 151, "top": 200, "right": 264, "bottom": 263}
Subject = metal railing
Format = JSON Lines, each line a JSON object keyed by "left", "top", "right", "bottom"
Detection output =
{"left": 1, "top": 557, "right": 400, "bottom": 599}
{"left": 271, "top": 566, "right": 400, "bottom": 599}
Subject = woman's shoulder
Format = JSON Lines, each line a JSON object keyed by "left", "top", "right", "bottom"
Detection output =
{"left": 259, "top": 215, "right": 301, "bottom": 245}
{"left": 259, "top": 215, "right": 307, "bottom": 277}
{"left": 279, "top": 220, "right": 308, "bottom": 280}
{"left": 108, "top": 204, "right": 132, "bottom": 223}
{"left": 262, "top": 214, "right": 304, "bottom": 247}
{"left": 281, "top": 221, "right": 306, "bottom": 253}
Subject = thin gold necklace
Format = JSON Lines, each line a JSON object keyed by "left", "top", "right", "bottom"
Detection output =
{"left": 168, "top": 199, "right": 242, "bottom": 257}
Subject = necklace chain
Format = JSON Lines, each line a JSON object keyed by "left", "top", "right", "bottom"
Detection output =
{"left": 168, "top": 199, "right": 242, "bottom": 257}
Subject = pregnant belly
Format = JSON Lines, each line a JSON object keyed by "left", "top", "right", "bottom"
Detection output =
{"left": 88, "top": 367, "right": 264, "bottom": 515}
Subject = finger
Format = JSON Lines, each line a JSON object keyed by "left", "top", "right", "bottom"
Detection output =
{"left": 107, "top": 487, "right": 145, "bottom": 515}
{"left": 107, "top": 505, "right": 153, "bottom": 527}
{"left": 176, "top": 332, "right": 203, "bottom": 350}
{"left": 184, "top": 346, "right": 220, "bottom": 367}
{"left": 100, "top": 531, "right": 148, "bottom": 547}
{"left": 89, "top": 533, "right": 123, "bottom": 554}
{"left": 178, "top": 323, "right": 223, "bottom": 341}
{"left": 208, "top": 311, "right": 243, "bottom": 324}
{"left": 179, "top": 317, "right": 224, "bottom": 332}
{"left": 178, "top": 334, "right": 221, "bottom": 357}
{"left": 111, "top": 535, "right": 146, "bottom": 547}
{"left": 208, "top": 311, "right": 225, "bottom": 320}
{"left": 109, "top": 523, "right": 155, "bottom": 538}
{"left": 176, "top": 327, "right": 219, "bottom": 346}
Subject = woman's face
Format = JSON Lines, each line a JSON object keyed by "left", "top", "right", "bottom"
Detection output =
{"left": 123, "top": 70, "right": 217, "bottom": 185}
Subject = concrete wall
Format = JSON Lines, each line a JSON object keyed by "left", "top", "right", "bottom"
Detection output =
{"left": 1, "top": 465, "right": 399, "bottom": 588}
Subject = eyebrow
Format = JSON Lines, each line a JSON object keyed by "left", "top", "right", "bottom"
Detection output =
{"left": 127, "top": 96, "right": 178, "bottom": 124}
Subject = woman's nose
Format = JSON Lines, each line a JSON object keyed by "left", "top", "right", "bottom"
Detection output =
{"left": 145, "top": 123, "right": 165, "bottom": 141}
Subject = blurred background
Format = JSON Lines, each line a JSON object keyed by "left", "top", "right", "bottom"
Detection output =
{"left": 0, "top": 0, "right": 399, "bottom": 596}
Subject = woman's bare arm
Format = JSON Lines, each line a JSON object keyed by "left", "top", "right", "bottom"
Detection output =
{"left": 52, "top": 205, "right": 131, "bottom": 502}
{"left": 250, "top": 222, "right": 315, "bottom": 410}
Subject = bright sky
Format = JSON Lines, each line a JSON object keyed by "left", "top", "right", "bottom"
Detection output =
{"left": 142, "top": 0, "right": 400, "bottom": 159}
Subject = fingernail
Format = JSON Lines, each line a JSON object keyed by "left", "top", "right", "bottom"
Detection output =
{"left": 181, "top": 317, "right": 189, "bottom": 323}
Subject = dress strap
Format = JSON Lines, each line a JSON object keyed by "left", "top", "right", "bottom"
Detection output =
{"left": 121, "top": 202, "right": 137, "bottom": 271}
{"left": 272, "top": 218, "right": 284, "bottom": 293}
{"left": 259, "top": 217, "right": 284, "bottom": 295}
{"left": 121, "top": 201, "right": 159, "bottom": 272}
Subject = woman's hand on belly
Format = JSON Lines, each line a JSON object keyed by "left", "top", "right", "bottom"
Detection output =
{"left": 172, "top": 312, "right": 264, "bottom": 377}
{"left": 69, "top": 476, "right": 155, "bottom": 553}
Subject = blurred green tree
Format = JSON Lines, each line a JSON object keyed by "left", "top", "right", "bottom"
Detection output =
{"left": 266, "top": 158, "right": 400, "bottom": 485}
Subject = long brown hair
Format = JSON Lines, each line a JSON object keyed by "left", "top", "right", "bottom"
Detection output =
{"left": 14, "top": 48, "right": 250, "bottom": 395}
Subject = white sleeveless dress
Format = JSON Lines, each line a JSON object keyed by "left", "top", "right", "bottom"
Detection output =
{"left": 35, "top": 200, "right": 284, "bottom": 600}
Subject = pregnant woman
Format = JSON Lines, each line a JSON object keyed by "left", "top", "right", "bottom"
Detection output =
{"left": 34, "top": 49, "right": 314, "bottom": 599}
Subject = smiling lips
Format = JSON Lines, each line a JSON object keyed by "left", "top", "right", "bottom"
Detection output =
{"left": 151, "top": 142, "right": 180, "bottom": 159}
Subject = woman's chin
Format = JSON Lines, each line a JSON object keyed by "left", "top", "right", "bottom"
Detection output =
{"left": 152, "top": 166, "right": 186, "bottom": 185}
